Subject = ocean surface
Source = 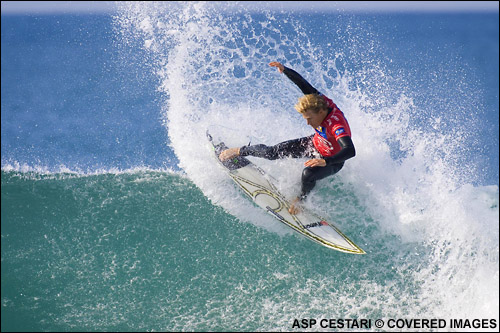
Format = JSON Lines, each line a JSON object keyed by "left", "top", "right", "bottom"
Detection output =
{"left": 2, "top": 2, "right": 499, "bottom": 331}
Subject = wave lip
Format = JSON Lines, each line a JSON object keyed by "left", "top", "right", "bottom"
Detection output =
{"left": 1, "top": 161, "right": 184, "bottom": 178}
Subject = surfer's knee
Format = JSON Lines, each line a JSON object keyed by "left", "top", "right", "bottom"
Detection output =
{"left": 301, "top": 167, "right": 317, "bottom": 197}
{"left": 301, "top": 165, "right": 336, "bottom": 196}
{"left": 301, "top": 167, "right": 317, "bottom": 184}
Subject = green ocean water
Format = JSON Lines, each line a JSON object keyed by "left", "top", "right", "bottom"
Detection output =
{"left": 1, "top": 170, "right": 270, "bottom": 331}
{"left": 2, "top": 169, "right": 430, "bottom": 331}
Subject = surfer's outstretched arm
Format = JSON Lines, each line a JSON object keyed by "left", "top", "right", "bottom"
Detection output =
{"left": 269, "top": 62, "right": 319, "bottom": 95}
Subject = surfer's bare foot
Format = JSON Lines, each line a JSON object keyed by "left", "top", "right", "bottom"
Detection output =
{"left": 219, "top": 147, "right": 240, "bottom": 161}
{"left": 288, "top": 197, "right": 302, "bottom": 215}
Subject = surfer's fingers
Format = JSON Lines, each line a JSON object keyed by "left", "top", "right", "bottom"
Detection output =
{"left": 305, "top": 158, "right": 326, "bottom": 167}
{"left": 268, "top": 62, "right": 284, "bottom": 72}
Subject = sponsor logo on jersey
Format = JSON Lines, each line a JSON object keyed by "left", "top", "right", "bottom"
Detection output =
{"left": 335, "top": 128, "right": 345, "bottom": 136}
{"left": 313, "top": 134, "right": 335, "bottom": 155}
{"left": 315, "top": 126, "right": 328, "bottom": 140}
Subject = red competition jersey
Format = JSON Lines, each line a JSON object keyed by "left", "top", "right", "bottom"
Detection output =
{"left": 312, "top": 95, "right": 352, "bottom": 157}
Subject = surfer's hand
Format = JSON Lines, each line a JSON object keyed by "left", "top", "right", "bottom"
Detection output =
{"left": 305, "top": 158, "right": 326, "bottom": 167}
{"left": 219, "top": 147, "right": 240, "bottom": 161}
{"left": 289, "top": 197, "right": 302, "bottom": 215}
{"left": 269, "top": 62, "right": 284, "bottom": 73}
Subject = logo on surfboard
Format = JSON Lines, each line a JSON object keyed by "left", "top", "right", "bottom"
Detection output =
{"left": 303, "top": 220, "right": 329, "bottom": 229}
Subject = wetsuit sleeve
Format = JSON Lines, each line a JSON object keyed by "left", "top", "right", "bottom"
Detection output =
{"left": 323, "top": 136, "right": 356, "bottom": 166}
{"left": 283, "top": 66, "right": 320, "bottom": 95}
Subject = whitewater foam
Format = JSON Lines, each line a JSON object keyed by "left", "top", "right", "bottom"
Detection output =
{"left": 1, "top": 161, "right": 184, "bottom": 179}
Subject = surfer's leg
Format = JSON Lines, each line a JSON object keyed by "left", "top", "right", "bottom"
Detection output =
{"left": 240, "top": 135, "right": 314, "bottom": 160}
{"left": 300, "top": 162, "right": 344, "bottom": 199}
{"left": 274, "top": 135, "right": 316, "bottom": 159}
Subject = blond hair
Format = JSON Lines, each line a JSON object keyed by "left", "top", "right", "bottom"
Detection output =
{"left": 294, "top": 94, "right": 328, "bottom": 114}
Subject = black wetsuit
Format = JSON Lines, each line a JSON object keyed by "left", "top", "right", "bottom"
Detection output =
{"left": 239, "top": 67, "right": 356, "bottom": 200}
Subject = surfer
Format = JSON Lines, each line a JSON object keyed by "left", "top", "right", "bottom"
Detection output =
{"left": 219, "top": 62, "right": 355, "bottom": 214}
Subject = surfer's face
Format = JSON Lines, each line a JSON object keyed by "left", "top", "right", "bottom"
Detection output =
{"left": 302, "top": 109, "right": 328, "bottom": 129}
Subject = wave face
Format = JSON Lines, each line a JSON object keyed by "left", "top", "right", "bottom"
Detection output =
{"left": 1, "top": 167, "right": 498, "bottom": 331}
{"left": 2, "top": 2, "right": 498, "bottom": 331}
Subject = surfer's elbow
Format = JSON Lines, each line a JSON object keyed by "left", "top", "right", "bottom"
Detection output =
{"left": 338, "top": 136, "right": 355, "bottom": 160}
{"left": 341, "top": 144, "right": 355, "bottom": 160}
{"left": 349, "top": 145, "right": 356, "bottom": 159}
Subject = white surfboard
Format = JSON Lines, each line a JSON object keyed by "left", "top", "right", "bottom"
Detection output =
{"left": 208, "top": 131, "right": 365, "bottom": 254}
